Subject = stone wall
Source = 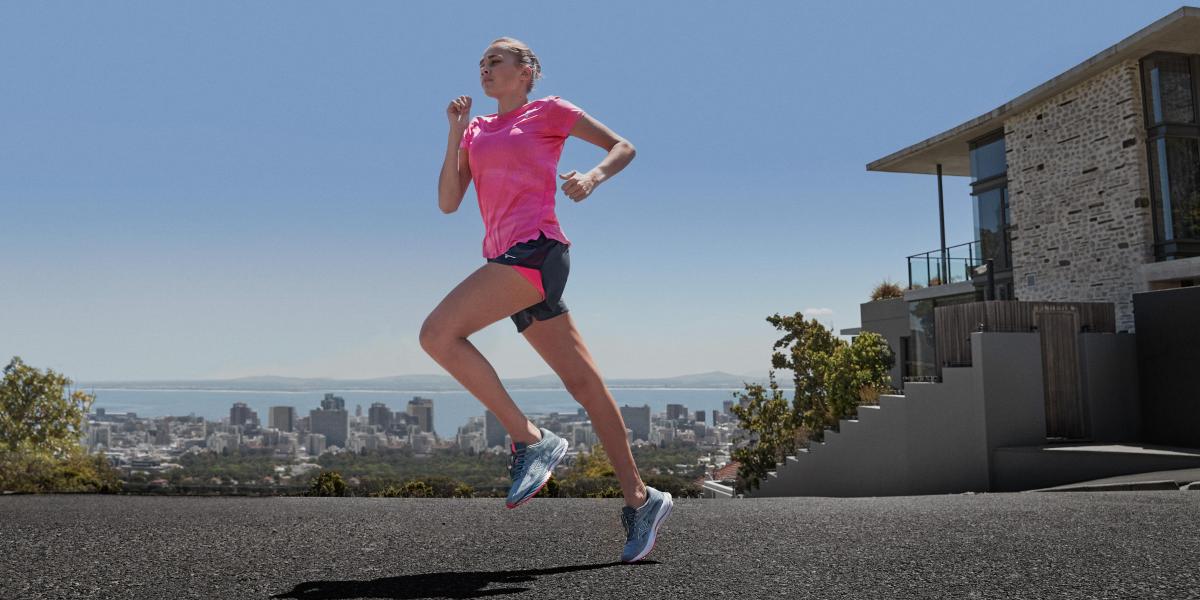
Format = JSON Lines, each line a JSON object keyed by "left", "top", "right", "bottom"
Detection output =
{"left": 1004, "top": 59, "right": 1156, "bottom": 331}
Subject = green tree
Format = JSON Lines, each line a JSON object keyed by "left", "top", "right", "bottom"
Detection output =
{"left": 768, "top": 313, "right": 840, "bottom": 437}
{"left": 0, "top": 357, "right": 122, "bottom": 493}
{"left": 399, "top": 479, "right": 432, "bottom": 498}
{"left": 731, "top": 314, "right": 893, "bottom": 492}
{"left": 0, "top": 356, "right": 94, "bottom": 457}
{"left": 560, "top": 444, "right": 621, "bottom": 498}
{"left": 572, "top": 444, "right": 615, "bottom": 478}
{"left": 307, "top": 470, "right": 347, "bottom": 496}
{"left": 729, "top": 371, "right": 800, "bottom": 493}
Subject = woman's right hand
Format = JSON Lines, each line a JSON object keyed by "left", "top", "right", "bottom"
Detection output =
{"left": 447, "top": 95, "right": 472, "bottom": 131}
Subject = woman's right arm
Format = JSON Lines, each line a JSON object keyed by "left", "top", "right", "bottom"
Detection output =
{"left": 438, "top": 96, "right": 473, "bottom": 214}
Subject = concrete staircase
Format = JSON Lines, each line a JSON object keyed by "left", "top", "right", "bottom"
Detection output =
{"left": 749, "top": 331, "right": 1200, "bottom": 497}
{"left": 749, "top": 333, "right": 1048, "bottom": 497}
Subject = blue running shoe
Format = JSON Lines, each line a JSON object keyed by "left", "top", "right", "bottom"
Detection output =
{"left": 506, "top": 427, "right": 568, "bottom": 509}
{"left": 620, "top": 485, "right": 673, "bottom": 563}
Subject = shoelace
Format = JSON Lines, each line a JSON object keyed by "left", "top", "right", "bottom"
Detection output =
{"left": 508, "top": 445, "right": 527, "bottom": 479}
{"left": 621, "top": 508, "right": 637, "bottom": 538}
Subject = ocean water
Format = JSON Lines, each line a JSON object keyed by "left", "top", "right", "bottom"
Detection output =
{"left": 84, "top": 387, "right": 767, "bottom": 437}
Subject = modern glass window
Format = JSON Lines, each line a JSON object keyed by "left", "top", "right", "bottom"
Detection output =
{"left": 974, "top": 186, "right": 1011, "bottom": 271}
{"left": 970, "top": 135, "right": 1007, "bottom": 181}
{"left": 1149, "top": 137, "right": 1200, "bottom": 242}
{"left": 1146, "top": 54, "right": 1196, "bottom": 126}
{"left": 969, "top": 131, "right": 1012, "bottom": 271}
{"left": 1140, "top": 52, "right": 1200, "bottom": 259}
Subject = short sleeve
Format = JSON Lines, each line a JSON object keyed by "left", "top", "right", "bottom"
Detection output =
{"left": 546, "top": 96, "right": 585, "bottom": 137}
{"left": 459, "top": 119, "right": 478, "bottom": 150}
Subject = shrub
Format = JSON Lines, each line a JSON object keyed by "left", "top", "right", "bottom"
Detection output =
{"left": 452, "top": 483, "right": 474, "bottom": 498}
{"left": 0, "top": 448, "right": 122, "bottom": 494}
{"left": 642, "top": 474, "right": 701, "bottom": 499}
{"left": 399, "top": 480, "right": 432, "bottom": 498}
{"left": 307, "top": 470, "right": 347, "bottom": 496}
{"left": 870, "top": 280, "right": 904, "bottom": 301}
{"left": 731, "top": 313, "right": 894, "bottom": 491}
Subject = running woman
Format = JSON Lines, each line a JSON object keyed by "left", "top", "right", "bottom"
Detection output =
{"left": 425, "top": 37, "right": 672, "bottom": 563}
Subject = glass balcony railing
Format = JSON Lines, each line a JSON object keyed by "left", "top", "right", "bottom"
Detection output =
{"left": 906, "top": 241, "right": 983, "bottom": 289}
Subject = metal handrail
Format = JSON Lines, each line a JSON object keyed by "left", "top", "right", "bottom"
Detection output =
{"left": 906, "top": 240, "right": 983, "bottom": 289}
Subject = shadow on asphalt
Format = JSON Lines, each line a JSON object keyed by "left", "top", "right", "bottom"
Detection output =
{"left": 272, "top": 560, "right": 655, "bottom": 599}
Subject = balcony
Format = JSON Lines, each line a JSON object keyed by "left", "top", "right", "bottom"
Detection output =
{"left": 906, "top": 241, "right": 982, "bottom": 289}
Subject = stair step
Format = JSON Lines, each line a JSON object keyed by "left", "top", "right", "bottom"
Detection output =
{"left": 767, "top": 470, "right": 777, "bottom": 479}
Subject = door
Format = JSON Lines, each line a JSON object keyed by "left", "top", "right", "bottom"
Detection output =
{"left": 1036, "top": 306, "right": 1087, "bottom": 439}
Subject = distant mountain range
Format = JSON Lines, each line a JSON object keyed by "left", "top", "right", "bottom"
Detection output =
{"left": 76, "top": 370, "right": 779, "bottom": 392}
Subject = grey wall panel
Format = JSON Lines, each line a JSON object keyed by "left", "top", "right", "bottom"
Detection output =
{"left": 1133, "top": 287, "right": 1200, "bottom": 449}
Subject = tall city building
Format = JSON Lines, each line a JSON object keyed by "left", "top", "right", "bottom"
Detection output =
{"left": 695, "top": 410, "right": 706, "bottom": 423}
{"left": 306, "top": 433, "right": 326, "bottom": 456}
{"left": 368, "top": 403, "right": 393, "bottom": 431}
{"left": 230, "top": 402, "right": 255, "bottom": 427}
{"left": 310, "top": 406, "right": 348, "bottom": 448}
{"left": 484, "top": 410, "right": 506, "bottom": 449}
{"left": 619, "top": 404, "right": 651, "bottom": 442}
{"left": 269, "top": 406, "right": 296, "bottom": 432}
{"left": 355, "top": 404, "right": 362, "bottom": 418}
{"left": 321, "top": 393, "right": 345, "bottom": 411}
{"left": 666, "top": 403, "right": 688, "bottom": 421}
{"left": 408, "top": 397, "right": 434, "bottom": 435}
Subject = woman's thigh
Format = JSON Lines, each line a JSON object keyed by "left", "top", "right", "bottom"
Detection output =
{"left": 422, "top": 263, "right": 545, "bottom": 341}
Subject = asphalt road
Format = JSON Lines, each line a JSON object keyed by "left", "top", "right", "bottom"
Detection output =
{"left": 2, "top": 491, "right": 1198, "bottom": 599}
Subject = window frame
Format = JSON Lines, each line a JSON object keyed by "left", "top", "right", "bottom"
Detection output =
{"left": 1139, "top": 52, "right": 1200, "bottom": 259}
{"left": 968, "top": 129, "right": 1012, "bottom": 271}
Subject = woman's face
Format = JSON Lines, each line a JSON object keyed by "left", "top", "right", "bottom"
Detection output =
{"left": 478, "top": 46, "right": 528, "bottom": 98}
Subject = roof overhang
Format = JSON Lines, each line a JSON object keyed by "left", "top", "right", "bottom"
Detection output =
{"left": 868, "top": 6, "right": 1200, "bottom": 177}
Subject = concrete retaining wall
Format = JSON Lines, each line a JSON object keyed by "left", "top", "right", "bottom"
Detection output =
{"left": 751, "top": 333, "right": 1043, "bottom": 497}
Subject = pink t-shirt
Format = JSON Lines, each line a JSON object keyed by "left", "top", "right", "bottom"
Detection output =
{"left": 459, "top": 95, "right": 586, "bottom": 259}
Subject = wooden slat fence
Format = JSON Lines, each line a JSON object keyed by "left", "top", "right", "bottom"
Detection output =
{"left": 933, "top": 300, "right": 1113, "bottom": 440}
{"left": 934, "top": 301, "right": 1115, "bottom": 368}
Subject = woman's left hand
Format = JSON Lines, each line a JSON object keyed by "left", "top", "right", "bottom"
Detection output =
{"left": 558, "top": 170, "right": 597, "bottom": 202}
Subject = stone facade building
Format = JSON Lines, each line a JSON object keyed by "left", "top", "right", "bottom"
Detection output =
{"left": 857, "top": 7, "right": 1200, "bottom": 383}
{"left": 1004, "top": 59, "right": 1156, "bottom": 332}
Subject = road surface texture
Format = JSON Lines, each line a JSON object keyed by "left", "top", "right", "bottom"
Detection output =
{"left": 2, "top": 492, "right": 1197, "bottom": 599}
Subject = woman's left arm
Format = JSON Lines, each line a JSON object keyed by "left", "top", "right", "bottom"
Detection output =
{"left": 558, "top": 113, "right": 636, "bottom": 202}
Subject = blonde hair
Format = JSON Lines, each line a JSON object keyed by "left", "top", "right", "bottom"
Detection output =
{"left": 490, "top": 37, "right": 542, "bottom": 94}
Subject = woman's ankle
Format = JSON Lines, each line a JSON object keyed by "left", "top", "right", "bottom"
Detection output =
{"left": 624, "top": 483, "right": 648, "bottom": 508}
{"left": 513, "top": 422, "right": 542, "bottom": 445}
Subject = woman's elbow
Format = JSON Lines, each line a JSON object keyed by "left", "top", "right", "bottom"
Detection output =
{"left": 622, "top": 140, "right": 637, "bottom": 159}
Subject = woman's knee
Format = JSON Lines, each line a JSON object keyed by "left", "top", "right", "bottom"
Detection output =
{"left": 563, "top": 368, "right": 606, "bottom": 401}
{"left": 419, "top": 316, "right": 459, "bottom": 357}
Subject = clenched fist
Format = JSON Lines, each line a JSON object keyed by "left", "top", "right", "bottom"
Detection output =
{"left": 559, "top": 170, "right": 597, "bottom": 203}
{"left": 447, "top": 95, "right": 472, "bottom": 132}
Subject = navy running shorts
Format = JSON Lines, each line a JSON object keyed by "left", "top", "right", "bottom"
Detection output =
{"left": 486, "top": 231, "right": 570, "bottom": 333}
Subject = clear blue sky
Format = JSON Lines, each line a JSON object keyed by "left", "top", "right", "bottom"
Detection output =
{"left": 1, "top": 1, "right": 1186, "bottom": 382}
